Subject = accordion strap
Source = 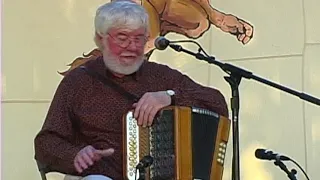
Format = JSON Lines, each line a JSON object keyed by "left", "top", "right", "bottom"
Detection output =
{"left": 80, "top": 66, "right": 139, "bottom": 102}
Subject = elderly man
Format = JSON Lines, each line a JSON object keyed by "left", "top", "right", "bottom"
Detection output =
{"left": 34, "top": 1, "right": 229, "bottom": 180}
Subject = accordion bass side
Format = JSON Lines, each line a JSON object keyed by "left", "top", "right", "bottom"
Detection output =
{"left": 122, "top": 106, "right": 231, "bottom": 180}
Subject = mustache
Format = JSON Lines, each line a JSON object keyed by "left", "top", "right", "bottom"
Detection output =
{"left": 120, "top": 53, "right": 138, "bottom": 56}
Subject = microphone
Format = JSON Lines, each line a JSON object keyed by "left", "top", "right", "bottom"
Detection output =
{"left": 136, "top": 155, "right": 154, "bottom": 169}
{"left": 255, "top": 148, "right": 290, "bottom": 161}
{"left": 154, "top": 36, "right": 170, "bottom": 50}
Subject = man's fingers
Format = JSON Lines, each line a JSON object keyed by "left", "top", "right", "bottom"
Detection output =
{"left": 74, "top": 155, "right": 89, "bottom": 173}
{"left": 137, "top": 104, "right": 148, "bottom": 126}
{"left": 133, "top": 91, "right": 171, "bottom": 127}
{"left": 147, "top": 107, "right": 158, "bottom": 126}
{"left": 82, "top": 152, "right": 94, "bottom": 166}
{"left": 77, "top": 156, "right": 88, "bottom": 170}
{"left": 134, "top": 95, "right": 147, "bottom": 120}
{"left": 95, "top": 148, "right": 115, "bottom": 157}
{"left": 74, "top": 160, "right": 83, "bottom": 173}
{"left": 85, "top": 146, "right": 95, "bottom": 159}
{"left": 142, "top": 105, "right": 153, "bottom": 127}
{"left": 74, "top": 145, "right": 102, "bottom": 173}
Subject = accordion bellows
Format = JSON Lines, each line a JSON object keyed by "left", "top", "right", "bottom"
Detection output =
{"left": 123, "top": 106, "right": 231, "bottom": 180}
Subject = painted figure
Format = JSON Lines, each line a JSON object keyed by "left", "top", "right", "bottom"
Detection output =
{"left": 60, "top": 0, "right": 254, "bottom": 75}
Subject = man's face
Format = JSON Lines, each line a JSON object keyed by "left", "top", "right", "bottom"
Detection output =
{"left": 101, "top": 27, "right": 148, "bottom": 75}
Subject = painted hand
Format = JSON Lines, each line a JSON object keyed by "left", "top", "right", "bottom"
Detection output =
{"left": 220, "top": 14, "right": 254, "bottom": 44}
{"left": 133, "top": 91, "right": 171, "bottom": 127}
{"left": 74, "top": 145, "right": 114, "bottom": 173}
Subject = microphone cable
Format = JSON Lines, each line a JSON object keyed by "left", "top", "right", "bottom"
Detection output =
{"left": 289, "top": 158, "right": 310, "bottom": 180}
{"left": 135, "top": 167, "right": 137, "bottom": 180}
{"left": 169, "top": 39, "right": 211, "bottom": 58}
{"left": 168, "top": 39, "right": 233, "bottom": 77}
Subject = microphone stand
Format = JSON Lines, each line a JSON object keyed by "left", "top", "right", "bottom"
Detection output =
{"left": 274, "top": 159, "right": 298, "bottom": 180}
{"left": 137, "top": 167, "right": 146, "bottom": 180}
{"left": 168, "top": 44, "right": 320, "bottom": 180}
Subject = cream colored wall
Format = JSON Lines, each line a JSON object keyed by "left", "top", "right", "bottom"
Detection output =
{"left": 2, "top": 0, "right": 319, "bottom": 180}
{"left": 2, "top": 1, "right": 107, "bottom": 179}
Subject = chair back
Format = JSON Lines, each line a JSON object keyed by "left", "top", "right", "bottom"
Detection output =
{"left": 36, "top": 160, "right": 52, "bottom": 180}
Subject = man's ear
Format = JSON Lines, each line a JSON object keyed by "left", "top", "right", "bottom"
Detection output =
{"left": 95, "top": 32, "right": 107, "bottom": 49}
{"left": 145, "top": 29, "right": 151, "bottom": 38}
{"left": 95, "top": 32, "right": 103, "bottom": 41}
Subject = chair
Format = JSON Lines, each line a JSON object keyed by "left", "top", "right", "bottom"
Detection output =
{"left": 36, "top": 160, "right": 52, "bottom": 180}
{"left": 36, "top": 160, "right": 83, "bottom": 180}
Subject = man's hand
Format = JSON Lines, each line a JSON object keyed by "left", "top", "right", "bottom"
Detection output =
{"left": 133, "top": 91, "right": 171, "bottom": 127}
{"left": 74, "top": 145, "right": 114, "bottom": 173}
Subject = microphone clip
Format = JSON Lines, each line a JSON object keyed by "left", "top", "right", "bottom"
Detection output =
{"left": 136, "top": 155, "right": 153, "bottom": 169}
{"left": 273, "top": 159, "right": 298, "bottom": 180}
{"left": 135, "top": 155, "right": 153, "bottom": 180}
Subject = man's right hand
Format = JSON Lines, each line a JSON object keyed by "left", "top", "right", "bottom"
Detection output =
{"left": 74, "top": 145, "right": 114, "bottom": 173}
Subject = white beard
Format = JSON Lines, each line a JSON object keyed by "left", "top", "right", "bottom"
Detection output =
{"left": 102, "top": 49, "right": 144, "bottom": 75}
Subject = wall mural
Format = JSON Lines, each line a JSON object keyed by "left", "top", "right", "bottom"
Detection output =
{"left": 59, "top": 0, "right": 254, "bottom": 75}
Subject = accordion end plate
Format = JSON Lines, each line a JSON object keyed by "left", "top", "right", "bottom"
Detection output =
{"left": 217, "top": 141, "right": 228, "bottom": 165}
{"left": 125, "top": 111, "right": 140, "bottom": 180}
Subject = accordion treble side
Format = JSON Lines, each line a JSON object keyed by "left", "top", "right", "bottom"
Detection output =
{"left": 122, "top": 106, "right": 231, "bottom": 180}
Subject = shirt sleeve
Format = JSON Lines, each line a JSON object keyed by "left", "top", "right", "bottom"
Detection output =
{"left": 34, "top": 74, "right": 86, "bottom": 174}
{"left": 169, "top": 70, "right": 229, "bottom": 118}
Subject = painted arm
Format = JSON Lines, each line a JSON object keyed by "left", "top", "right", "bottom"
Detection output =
{"left": 194, "top": 0, "right": 254, "bottom": 44}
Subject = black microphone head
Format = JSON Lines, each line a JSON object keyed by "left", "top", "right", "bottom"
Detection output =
{"left": 154, "top": 36, "right": 170, "bottom": 50}
{"left": 144, "top": 155, "right": 153, "bottom": 165}
{"left": 255, "top": 148, "right": 291, "bottom": 161}
{"left": 136, "top": 155, "right": 154, "bottom": 169}
{"left": 255, "top": 148, "right": 268, "bottom": 159}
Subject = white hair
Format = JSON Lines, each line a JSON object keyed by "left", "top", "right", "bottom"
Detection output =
{"left": 94, "top": 1, "right": 149, "bottom": 49}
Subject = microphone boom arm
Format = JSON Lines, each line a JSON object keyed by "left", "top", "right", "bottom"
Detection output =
{"left": 169, "top": 44, "right": 320, "bottom": 106}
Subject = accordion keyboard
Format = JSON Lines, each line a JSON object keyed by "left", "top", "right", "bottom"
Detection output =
{"left": 149, "top": 110, "right": 175, "bottom": 179}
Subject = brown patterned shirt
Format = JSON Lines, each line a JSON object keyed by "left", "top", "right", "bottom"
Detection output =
{"left": 34, "top": 56, "right": 228, "bottom": 179}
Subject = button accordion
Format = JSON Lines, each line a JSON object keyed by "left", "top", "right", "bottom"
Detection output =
{"left": 123, "top": 106, "right": 231, "bottom": 180}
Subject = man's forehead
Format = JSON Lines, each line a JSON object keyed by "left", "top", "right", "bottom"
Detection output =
{"left": 109, "top": 27, "right": 146, "bottom": 35}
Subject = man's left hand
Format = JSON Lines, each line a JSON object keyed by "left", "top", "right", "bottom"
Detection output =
{"left": 133, "top": 91, "right": 171, "bottom": 127}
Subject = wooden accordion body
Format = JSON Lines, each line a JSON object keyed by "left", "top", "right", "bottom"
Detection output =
{"left": 122, "top": 106, "right": 231, "bottom": 180}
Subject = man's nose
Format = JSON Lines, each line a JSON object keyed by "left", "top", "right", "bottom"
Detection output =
{"left": 126, "top": 40, "right": 138, "bottom": 51}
